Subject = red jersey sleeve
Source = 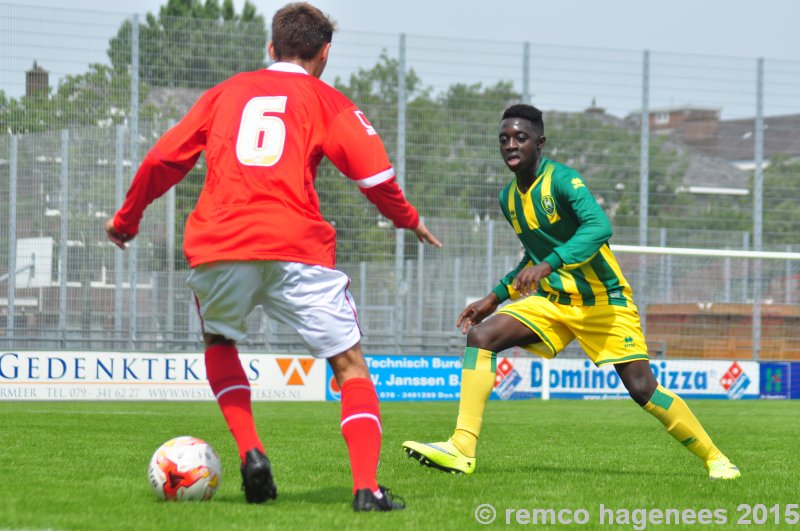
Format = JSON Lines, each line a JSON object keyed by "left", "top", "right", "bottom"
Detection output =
{"left": 113, "top": 87, "right": 215, "bottom": 235}
{"left": 323, "top": 107, "right": 419, "bottom": 229}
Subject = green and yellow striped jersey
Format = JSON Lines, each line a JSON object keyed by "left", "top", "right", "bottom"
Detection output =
{"left": 492, "top": 157, "right": 634, "bottom": 307}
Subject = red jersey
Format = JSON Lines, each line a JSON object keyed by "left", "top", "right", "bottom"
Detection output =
{"left": 114, "top": 62, "right": 419, "bottom": 269}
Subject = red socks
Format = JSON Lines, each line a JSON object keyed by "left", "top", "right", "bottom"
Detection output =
{"left": 206, "top": 346, "right": 380, "bottom": 490}
{"left": 340, "top": 378, "right": 382, "bottom": 493}
{"left": 204, "top": 343, "right": 264, "bottom": 462}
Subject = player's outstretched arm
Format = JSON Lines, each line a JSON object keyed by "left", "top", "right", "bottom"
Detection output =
{"left": 410, "top": 221, "right": 442, "bottom": 248}
{"left": 456, "top": 292, "right": 500, "bottom": 334}
{"left": 104, "top": 218, "right": 135, "bottom": 250}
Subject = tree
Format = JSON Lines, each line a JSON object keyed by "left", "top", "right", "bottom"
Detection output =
{"left": 760, "top": 155, "right": 800, "bottom": 245}
{"left": 308, "top": 53, "right": 426, "bottom": 262}
{"left": 107, "top": 0, "right": 267, "bottom": 89}
{"left": 0, "top": 64, "right": 156, "bottom": 135}
{"left": 539, "top": 111, "right": 752, "bottom": 247}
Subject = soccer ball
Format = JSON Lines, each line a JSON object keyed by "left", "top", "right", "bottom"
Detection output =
{"left": 148, "top": 436, "right": 222, "bottom": 501}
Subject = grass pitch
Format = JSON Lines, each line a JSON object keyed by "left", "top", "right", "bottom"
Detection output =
{"left": 1, "top": 399, "right": 797, "bottom": 530}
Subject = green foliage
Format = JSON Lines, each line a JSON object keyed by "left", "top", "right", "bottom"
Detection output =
{"left": 408, "top": 81, "right": 520, "bottom": 221}
{"left": 312, "top": 52, "right": 422, "bottom": 261}
{"left": 107, "top": 0, "right": 267, "bottom": 89}
{"left": 317, "top": 52, "right": 520, "bottom": 261}
{"left": 546, "top": 113, "right": 698, "bottom": 230}
{"left": 0, "top": 64, "right": 154, "bottom": 135}
{"left": 758, "top": 155, "right": 800, "bottom": 244}
{"left": 319, "top": 53, "right": 731, "bottom": 259}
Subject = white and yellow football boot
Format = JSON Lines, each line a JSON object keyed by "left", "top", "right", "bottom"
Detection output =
{"left": 706, "top": 455, "right": 741, "bottom": 480}
{"left": 402, "top": 440, "right": 476, "bottom": 475}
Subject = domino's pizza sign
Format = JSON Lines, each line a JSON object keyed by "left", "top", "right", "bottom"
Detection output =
{"left": 719, "top": 361, "right": 750, "bottom": 399}
{"left": 480, "top": 358, "right": 760, "bottom": 400}
{"left": 493, "top": 357, "right": 523, "bottom": 400}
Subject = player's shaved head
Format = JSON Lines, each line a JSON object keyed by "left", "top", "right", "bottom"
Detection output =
{"left": 502, "top": 104, "right": 545, "bottom": 136}
{"left": 271, "top": 2, "right": 337, "bottom": 61}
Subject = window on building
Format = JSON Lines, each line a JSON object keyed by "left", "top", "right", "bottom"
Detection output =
{"left": 654, "top": 112, "right": 670, "bottom": 125}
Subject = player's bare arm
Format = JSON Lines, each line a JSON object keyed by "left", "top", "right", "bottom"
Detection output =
{"left": 512, "top": 261, "right": 553, "bottom": 296}
{"left": 457, "top": 292, "right": 500, "bottom": 334}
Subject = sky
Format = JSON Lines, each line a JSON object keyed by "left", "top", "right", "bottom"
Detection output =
{"left": 4, "top": 0, "right": 799, "bottom": 118}
{"left": 20, "top": 0, "right": 800, "bottom": 62}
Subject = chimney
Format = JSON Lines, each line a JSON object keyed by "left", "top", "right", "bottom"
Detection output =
{"left": 26, "top": 61, "right": 49, "bottom": 98}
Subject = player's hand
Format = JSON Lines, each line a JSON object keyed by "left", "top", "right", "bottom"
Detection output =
{"left": 105, "top": 218, "right": 135, "bottom": 250}
{"left": 410, "top": 221, "right": 443, "bottom": 248}
{"left": 456, "top": 293, "right": 500, "bottom": 334}
{"left": 513, "top": 262, "right": 553, "bottom": 296}
{"left": 411, "top": 220, "right": 442, "bottom": 251}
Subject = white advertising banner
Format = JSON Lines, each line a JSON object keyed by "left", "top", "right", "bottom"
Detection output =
{"left": 0, "top": 351, "right": 326, "bottom": 401}
{"left": 493, "top": 357, "right": 760, "bottom": 400}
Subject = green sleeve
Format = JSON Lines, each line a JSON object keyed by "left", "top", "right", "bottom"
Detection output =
{"left": 491, "top": 254, "right": 532, "bottom": 302}
{"left": 544, "top": 172, "right": 612, "bottom": 271}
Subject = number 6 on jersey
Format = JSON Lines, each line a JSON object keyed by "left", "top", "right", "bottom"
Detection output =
{"left": 236, "top": 96, "right": 287, "bottom": 167}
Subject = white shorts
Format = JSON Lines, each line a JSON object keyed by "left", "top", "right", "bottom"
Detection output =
{"left": 186, "top": 261, "right": 362, "bottom": 359}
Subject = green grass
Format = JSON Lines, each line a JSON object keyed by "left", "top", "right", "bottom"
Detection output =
{"left": 0, "top": 400, "right": 798, "bottom": 530}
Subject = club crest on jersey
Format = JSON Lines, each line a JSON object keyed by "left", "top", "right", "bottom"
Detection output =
{"left": 540, "top": 195, "right": 556, "bottom": 216}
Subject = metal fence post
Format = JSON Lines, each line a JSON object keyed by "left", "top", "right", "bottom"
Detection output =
{"left": 453, "top": 256, "right": 461, "bottom": 324}
{"left": 658, "top": 227, "right": 667, "bottom": 301}
{"left": 128, "top": 14, "right": 140, "bottom": 349}
{"left": 639, "top": 50, "right": 650, "bottom": 247}
{"left": 59, "top": 129, "right": 69, "bottom": 348}
{"left": 359, "top": 261, "right": 367, "bottom": 312}
{"left": 486, "top": 220, "right": 495, "bottom": 293}
{"left": 787, "top": 244, "right": 794, "bottom": 304}
{"left": 166, "top": 188, "right": 176, "bottom": 343}
{"left": 522, "top": 42, "right": 531, "bottom": 105}
{"left": 114, "top": 124, "right": 125, "bottom": 346}
{"left": 404, "top": 258, "right": 414, "bottom": 349}
{"left": 416, "top": 219, "right": 425, "bottom": 339}
{"left": 742, "top": 232, "right": 750, "bottom": 298}
{"left": 723, "top": 256, "right": 732, "bottom": 303}
{"left": 752, "top": 57, "right": 764, "bottom": 360}
{"left": 394, "top": 33, "right": 407, "bottom": 352}
{"left": 638, "top": 50, "right": 650, "bottom": 332}
{"left": 7, "top": 136, "right": 18, "bottom": 342}
{"left": 166, "top": 120, "right": 177, "bottom": 344}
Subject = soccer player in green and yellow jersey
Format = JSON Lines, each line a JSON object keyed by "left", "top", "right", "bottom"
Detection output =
{"left": 402, "top": 104, "right": 740, "bottom": 480}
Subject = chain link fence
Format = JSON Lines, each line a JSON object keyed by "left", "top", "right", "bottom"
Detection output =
{"left": 1, "top": 4, "right": 798, "bottom": 358}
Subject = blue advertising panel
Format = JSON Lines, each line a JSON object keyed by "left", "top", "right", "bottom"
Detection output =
{"left": 494, "top": 358, "right": 761, "bottom": 400}
{"left": 759, "top": 362, "right": 791, "bottom": 399}
{"left": 326, "top": 355, "right": 462, "bottom": 401}
{"left": 792, "top": 363, "right": 800, "bottom": 399}
{"left": 323, "top": 355, "right": 788, "bottom": 402}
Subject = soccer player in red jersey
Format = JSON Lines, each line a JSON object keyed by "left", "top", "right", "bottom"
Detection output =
{"left": 106, "top": 2, "right": 441, "bottom": 511}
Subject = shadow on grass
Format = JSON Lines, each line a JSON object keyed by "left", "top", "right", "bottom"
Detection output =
{"left": 477, "top": 463, "right": 696, "bottom": 479}
{"left": 212, "top": 486, "right": 349, "bottom": 506}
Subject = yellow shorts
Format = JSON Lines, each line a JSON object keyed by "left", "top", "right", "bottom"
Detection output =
{"left": 498, "top": 295, "right": 649, "bottom": 367}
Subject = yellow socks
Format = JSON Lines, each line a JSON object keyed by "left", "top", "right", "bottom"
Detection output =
{"left": 451, "top": 347, "right": 496, "bottom": 457}
{"left": 643, "top": 385, "right": 722, "bottom": 462}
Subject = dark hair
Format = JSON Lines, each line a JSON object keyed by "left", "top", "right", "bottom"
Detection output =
{"left": 271, "top": 2, "right": 336, "bottom": 61}
{"left": 502, "top": 104, "right": 544, "bottom": 135}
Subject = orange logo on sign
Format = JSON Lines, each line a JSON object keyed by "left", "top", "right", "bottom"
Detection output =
{"left": 275, "top": 358, "right": 316, "bottom": 386}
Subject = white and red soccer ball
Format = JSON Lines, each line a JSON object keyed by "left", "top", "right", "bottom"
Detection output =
{"left": 148, "top": 436, "right": 222, "bottom": 501}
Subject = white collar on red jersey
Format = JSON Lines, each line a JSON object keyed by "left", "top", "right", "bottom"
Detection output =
{"left": 267, "top": 62, "right": 309, "bottom": 75}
